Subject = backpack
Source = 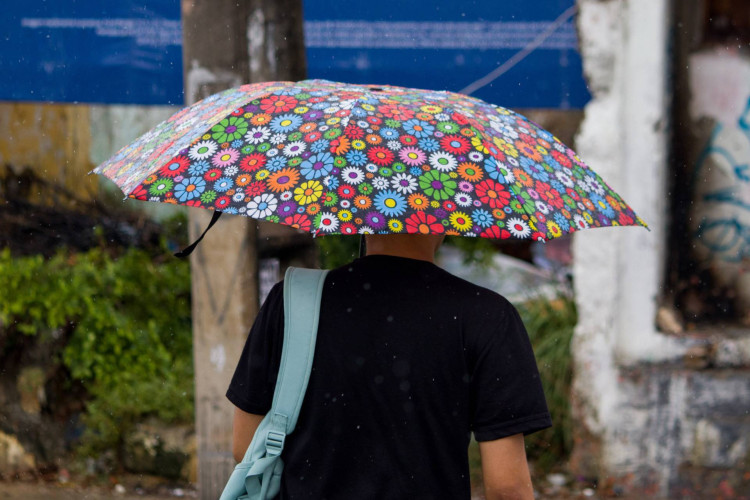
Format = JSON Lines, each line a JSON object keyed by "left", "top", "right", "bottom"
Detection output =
{"left": 220, "top": 267, "right": 329, "bottom": 500}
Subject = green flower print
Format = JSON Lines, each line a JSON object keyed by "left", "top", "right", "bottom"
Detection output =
{"left": 200, "top": 190, "right": 218, "bottom": 204}
{"left": 419, "top": 171, "right": 457, "bottom": 201}
{"left": 149, "top": 178, "right": 173, "bottom": 196}
{"left": 510, "top": 185, "right": 536, "bottom": 213}
{"left": 211, "top": 116, "right": 248, "bottom": 144}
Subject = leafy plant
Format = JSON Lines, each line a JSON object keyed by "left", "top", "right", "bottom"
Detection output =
{"left": 0, "top": 247, "right": 193, "bottom": 463}
{"left": 517, "top": 295, "right": 576, "bottom": 472}
{"left": 316, "top": 234, "right": 499, "bottom": 270}
{"left": 316, "top": 235, "right": 360, "bottom": 269}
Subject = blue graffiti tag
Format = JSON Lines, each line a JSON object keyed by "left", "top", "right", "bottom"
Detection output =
{"left": 693, "top": 96, "right": 750, "bottom": 263}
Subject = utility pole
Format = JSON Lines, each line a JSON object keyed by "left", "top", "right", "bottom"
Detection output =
{"left": 181, "top": 1, "right": 307, "bottom": 498}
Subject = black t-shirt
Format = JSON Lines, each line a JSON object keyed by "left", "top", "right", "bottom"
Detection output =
{"left": 227, "top": 254, "right": 551, "bottom": 499}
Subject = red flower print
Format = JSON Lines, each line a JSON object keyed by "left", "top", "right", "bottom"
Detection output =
{"left": 305, "top": 131, "right": 322, "bottom": 142}
{"left": 405, "top": 212, "right": 444, "bottom": 234}
{"left": 543, "top": 188, "right": 564, "bottom": 209}
{"left": 240, "top": 153, "right": 267, "bottom": 172}
{"left": 259, "top": 95, "right": 298, "bottom": 114}
{"left": 215, "top": 196, "right": 231, "bottom": 209}
{"left": 440, "top": 135, "right": 471, "bottom": 155}
{"left": 340, "top": 222, "right": 357, "bottom": 235}
{"left": 480, "top": 225, "right": 510, "bottom": 239}
{"left": 247, "top": 181, "right": 265, "bottom": 196}
{"left": 131, "top": 185, "right": 148, "bottom": 200}
{"left": 344, "top": 124, "right": 365, "bottom": 139}
{"left": 378, "top": 104, "right": 415, "bottom": 121}
{"left": 158, "top": 155, "right": 190, "bottom": 178}
{"left": 552, "top": 150, "right": 572, "bottom": 168}
{"left": 399, "top": 135, "right": 418, "bottom": 146}
{"left": 618, "top": 212, "right": 634, "bottom": 226}
{"left": 204, "top": 168, "right": 223, "bottom": 182}
{"left": 367, "top": 146, "right": 395, "bottom": 166}
{"left": 284, "top": 213, "right": 312, "bottom": 232}
{"left": 337, "top": 185, "right": 355, "bottom": 199}
{"left": 475, "top": 179, "right": 511, "bottom": 209}
{"left": 452, "top": 112, "right": 470, "bottom": 125}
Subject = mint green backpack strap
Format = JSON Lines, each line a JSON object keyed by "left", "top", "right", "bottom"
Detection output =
{"left": 220, "top": 267, "right": 329, "bottom": 500}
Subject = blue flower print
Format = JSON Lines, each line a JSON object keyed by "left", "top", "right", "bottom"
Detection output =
{"left": 373, "top": 189, "right": 407, "bottom": 217}
{"left": 403, "top": 119, "right": 434, "bottom": 138}
{"left": 346, "top": 150, "right": 368, "bottom": 166}
{"left": 270, "top": 114, "right": 303, "bottom": 133}
{"left": 379, "top": 127, "right": 399, "bottom": 140}
{"left": 471, "top": 209, "right": 493, "bottom": 227}
{"left": 553, "top": 212, "right": 571, "bottom": 232}
{"left": 175, "top": 176, "right": 206, "bottom": 202}
{"left": 310, "top": 139, "right": 330, "bottom": 153}
{"left": 520, "top": 156, "right": 549, "bottom": 182}
{"left": 188, "top": 160, "right": 210, "bottom": 176}
{"left": 418, "top": 137, "right": 439, "bottom": 152}
{"left": 590, "top": 193, "right": 615, "bottom": 218}
{"left": 300, "top": 152, "right": 334, "bottom": 180}
{"left": 268, "top": 156, "right": 288, "bottom": 172}
{"left": 214, "top": 177, "right": 234, "bottom": 192}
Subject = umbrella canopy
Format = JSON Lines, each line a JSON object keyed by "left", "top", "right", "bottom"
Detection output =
{"left": 93, "top": 79, "right": 646, "bottom": 240}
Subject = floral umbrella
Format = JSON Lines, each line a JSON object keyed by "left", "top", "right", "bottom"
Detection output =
{"left": 93, "top": 79, "right": 646, "bottom": 240}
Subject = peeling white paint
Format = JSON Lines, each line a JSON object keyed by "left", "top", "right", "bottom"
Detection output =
{"left": 185, "top": 59, "right": 243, "bottom": 105}
{"left": 690, "top": 49, "right": 750, "bottom": 125}
{"left": 248, "top": 8, "right": 277, "bottom": 78}
{"left": 571, "top": 0, "right": 698, "bottom": 494}
{"left": 210, "top": 344, "right": 227, "bottom": 373}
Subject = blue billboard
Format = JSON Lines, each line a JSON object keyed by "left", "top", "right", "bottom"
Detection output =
{"left": 0, "top": 1, "right": 588, "bottom": 109}
{"left": 0, "top": 1, "right": 183, "bottom": 105}
{"left": 303, "top": 0, "right": 590, "bottom": 109}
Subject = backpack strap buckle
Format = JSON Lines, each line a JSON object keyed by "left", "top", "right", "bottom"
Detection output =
{"left": 265, "top": 430, "right": 286, "bottom": 456}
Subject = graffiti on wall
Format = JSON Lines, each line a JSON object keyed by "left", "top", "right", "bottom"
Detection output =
{"left": 693, "top": 96, "right": 750, "bottom": 265}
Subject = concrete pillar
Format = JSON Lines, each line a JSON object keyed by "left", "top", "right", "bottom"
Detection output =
{"left": 181, "top": 1, "right": 307, "bottom": 498}
{"left": 181, "top": 2, "right": 258, "bottom": 497}
{"left": 571, "top": 0, "right": 689, "bottom": 494}
{"left": 571, "top": 1, "right": 750, "bottom": 495}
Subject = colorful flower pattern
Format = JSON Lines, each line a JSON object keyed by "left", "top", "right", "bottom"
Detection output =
{"left": 94, "top": 79, "right": 646, "bottom": 240}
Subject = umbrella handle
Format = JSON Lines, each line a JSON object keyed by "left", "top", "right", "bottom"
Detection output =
{"left": 174, "top": 210, "right": 223, "bottom": 258}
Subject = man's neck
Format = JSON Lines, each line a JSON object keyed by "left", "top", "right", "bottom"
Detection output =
{"left": 363, "top": 234, "right": 441, "bottom": 263}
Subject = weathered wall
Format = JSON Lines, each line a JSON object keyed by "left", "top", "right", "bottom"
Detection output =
{"left": 688, "top": 50, "right": 750, "bottom": 315}
{"left": 571, "top": 0, "right": 750, "bottom": 496}
{"left": 0, "top": 103, "right": 95, "bottom": 201}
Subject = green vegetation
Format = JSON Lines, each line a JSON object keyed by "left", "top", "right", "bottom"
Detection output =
{"left": 0, "top": 247, "right": 193, "bottom": 462}
{"left": 518, "top": 295, "right": 576, "bottom": 472}
{"left": 316, "top": 235, "right": 360, "bottom": 269}
{"left": 316, "top": 234, "right": 496, "bottom": 269}
{"left": 468, "top": 295, "right": 575, "bottom": 491}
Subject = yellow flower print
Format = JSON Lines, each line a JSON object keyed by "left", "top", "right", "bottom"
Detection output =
{"left": 294, "top": 180, "right": 324, "bottom": 205}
